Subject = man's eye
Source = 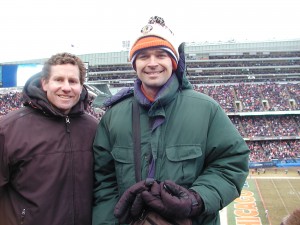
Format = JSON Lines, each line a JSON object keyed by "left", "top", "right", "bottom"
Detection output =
{"left": 158, "top": 53, "right": 168, "bottom": 58}
{"left": 69, "top": 80, "right": 78, "bottom": 84}
{"left": 138, "top": 55, "right": 147, "bottom": 59}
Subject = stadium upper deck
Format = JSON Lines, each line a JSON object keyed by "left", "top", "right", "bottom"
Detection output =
{"left": 5, "top": 38, "right": 299, "bottom": 65}
{"left": 2, "top": 39, "right": 300, "bottom": 89}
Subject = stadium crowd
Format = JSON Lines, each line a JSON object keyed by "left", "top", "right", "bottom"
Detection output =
{"left": 86, "top": 83, "right": 300, "bottom": 113}
{"left": 0, "top": 91, "right": 23, "bottom": 117}
{"left": 2, "top": 83, "right": 300, "bottom": 115}
{"left": 194, "top": 83, "right": 300, "bottom": 112}
{"left": 1, "top": 85, "right": 299, "bottom": 163}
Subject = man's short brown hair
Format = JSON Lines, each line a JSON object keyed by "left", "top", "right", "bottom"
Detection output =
{"left": 42, "top": 52, "right": 86, "bottom": 84}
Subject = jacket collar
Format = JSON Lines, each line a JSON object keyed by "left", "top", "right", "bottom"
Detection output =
{"left": 134, "top": 73, "right": 180, "bottom": 126}
{"left": 134, "top": 73, "right": 178, "bottom": 111}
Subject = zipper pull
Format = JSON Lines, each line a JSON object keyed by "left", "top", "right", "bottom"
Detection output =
{"left": 21, "top": 208, "right": 26, "bottom": 224}
{"left": 65, "top": 116, "right": 70, "bottom": 133}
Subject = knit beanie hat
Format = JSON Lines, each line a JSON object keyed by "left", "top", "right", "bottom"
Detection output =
{"left": 129, "top": 16, "right": 179, "bottom": 70}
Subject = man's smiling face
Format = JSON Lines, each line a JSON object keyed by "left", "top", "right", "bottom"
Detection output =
{"left": 135, "top": 48, "right": 173, "bottom": 98}
{"left": 41, "top": 64, "right": 83, "bottom": 115}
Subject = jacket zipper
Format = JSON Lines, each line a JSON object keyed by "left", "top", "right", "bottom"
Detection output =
{"left": 65, "top": 116, "right": 75, "bottom": 224}
{"left": 20, "top": 208, "right": 26, "bottom": 225}
{"left": 65, "top": 116, "right": 70, "bottom": 133}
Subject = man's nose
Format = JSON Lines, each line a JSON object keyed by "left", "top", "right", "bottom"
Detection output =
{"left": 61, "top": 81, "right": 71, "bottom": 91}
{"left": 148, "top": 55, "right": 158, "bottom": 66}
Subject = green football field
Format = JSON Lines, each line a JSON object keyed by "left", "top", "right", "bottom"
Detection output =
{"left": 225, "top": 167, "right": 300, "bottom": 225}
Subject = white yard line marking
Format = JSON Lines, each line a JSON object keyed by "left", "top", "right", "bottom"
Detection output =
{"left": 287, "top": 179, "right": 300, "bottom": 201}
{"left": 271, "top": 179, "right": 289, "bottom": 215}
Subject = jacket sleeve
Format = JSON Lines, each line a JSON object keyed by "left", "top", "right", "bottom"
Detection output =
{"left": 191, "top": 105, "right": 250, "bottom": 215}
{"left": 93, "top": 118, "right": 119, "bottom": 225}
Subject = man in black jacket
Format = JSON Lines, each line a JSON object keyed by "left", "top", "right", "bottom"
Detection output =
{"left": 0, "top": 52, "right": 98, "bottom": 225}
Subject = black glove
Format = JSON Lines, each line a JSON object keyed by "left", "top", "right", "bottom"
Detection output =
{"left": 114, "top": 179, "right": 154, "bottom": 223}
{"left": 141, "top": 180, "right": 203, "bottom": 219}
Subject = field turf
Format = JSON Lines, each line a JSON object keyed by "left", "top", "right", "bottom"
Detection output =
{"left": 225, "top": 167, "right": 300, "bottom": 225}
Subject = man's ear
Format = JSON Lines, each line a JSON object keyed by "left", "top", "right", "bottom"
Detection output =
{"left": 41, "top": 79, "right": 47, "bottom": 91}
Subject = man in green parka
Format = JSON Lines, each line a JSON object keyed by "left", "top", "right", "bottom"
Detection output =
{"left": 93, "top": 16, "right": 250, "bottom": 225}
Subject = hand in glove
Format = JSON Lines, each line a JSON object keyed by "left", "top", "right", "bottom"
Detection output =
{"left": 141, "top": 180, "right": 203, "bottom": 219}
{"left": 114, "top": 179, "right": 154, "bottom": 223}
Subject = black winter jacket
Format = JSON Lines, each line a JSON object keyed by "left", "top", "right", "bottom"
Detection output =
{"left": 0, "top": 73, "right": 99, "bottom": 225}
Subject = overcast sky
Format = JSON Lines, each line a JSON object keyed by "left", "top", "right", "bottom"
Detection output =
{"left": 0, "top": 0, "right": 299, "bottom": 63}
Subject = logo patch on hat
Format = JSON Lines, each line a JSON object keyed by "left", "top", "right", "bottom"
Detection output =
{"left": 141, "top": 25, "right": 153, "bottom": 35}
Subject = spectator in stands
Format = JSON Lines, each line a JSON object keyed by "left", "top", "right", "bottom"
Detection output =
{"left": 0, "top": 91, "right": 23, "bottom": 116}
{"left": 0, "top": 52, "right": 98, "bottom": 225}
{"left": 93, "top": 16, "right": 250, "bottom": 225}
{"left": 280, "top": 208, "right": 300, "bottom": 225}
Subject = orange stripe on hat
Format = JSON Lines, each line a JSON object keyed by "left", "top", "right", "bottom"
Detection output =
{"left": 130, "top": 36, "right": 178, "bottom": 70}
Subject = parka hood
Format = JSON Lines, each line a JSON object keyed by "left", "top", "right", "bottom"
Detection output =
{"left": 22, "top": 72, "right": 89, "bottom": 117}
{"left": 175, "top": 42, "right": 193, "bottom": 90}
